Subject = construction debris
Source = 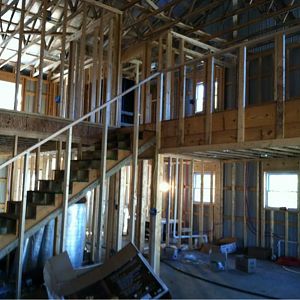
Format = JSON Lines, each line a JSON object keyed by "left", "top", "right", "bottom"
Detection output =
{"left": 44, "top": 243, "right": 170, "bottom": 299}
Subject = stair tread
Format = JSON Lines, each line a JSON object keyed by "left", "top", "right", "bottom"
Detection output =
{"left": 0, "top": 213, "right": 18, "bottom": 220}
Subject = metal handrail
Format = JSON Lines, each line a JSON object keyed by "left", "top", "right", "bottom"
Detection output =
{"left": 0, "top": 71, "right": 160, "bottom": 170}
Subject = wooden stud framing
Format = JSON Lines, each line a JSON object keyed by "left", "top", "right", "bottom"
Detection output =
{"left": 173, "top": 157, "right": 179, "bottom": 239}
{"left": 256, "top": 161, "right": 260, "bottom": 246}
{"left": 260, "top": 164, "right": 265, "bottom": 247}
{"left": 149, "top": 73, "right": 164, "bottom": 274}
{"left": 14, "top": 0, "right": 25, "bottom": 111}
{"left": 205, "top": 56, "right": 214, "bottom": 144}
{"left": 90, "top": 27, "right": 99, "bottom": 123}
{"left": 137, "top": 160, "right": 148, "bottom": 251}
{"left": 59, "top": 0, "right": 68, "bottom": 118}
{"left": 96, "top": 17, "right": 104, "bottom": 123}
{"left": 67, "top": 41, "right": 76, "bottom": 119}
{"left": 129, "top": 84, "right": 141, "bottom": 243}
{"left": 77, "top": 3, "right": 87, "bottom": 118}
{"left": 199, "top": 162, "right": 204, "bottom": 236}
{"left": 231, "top": 163, "right": 236, "bottom": 237}
{"left": 189, "top": 160, "right": 194, "bottom": 249}
{"left": 243, "top": 162, "right": 247, "bottom": 247}
{"left": 274, "top": 33, "right": 286, "bottom": 139}
{"left": 177, "top": 158, "right": 184, "bottom": 248}
{"left": 60, "top": 128, "right": 72, "bottom": 252}
{"left": 36, "top": 0, "right": 47, "bottom": 114}
{"left": 285, "top": 210, "right": 289, "bottom": 256}
{"left": 9, "top": 136, "right": 18, "bottom": 202}
{"left": 209, "top": 167, "right": 214, "bottom": 242}
{"left": 178, "top": 39, "right": 186, "bottom": 146}
{"left": 238, "top": 46, "right": 246, "bottom": 143}
{"left": 95, "top": 18, "right": 114, "bottom": 262}
{"left": 164, "top": 32, "right": 172, "bottom": 120}
{"left": 165, "top": 157, "right": 172, "bottom": 246}
{"left": 16, "top": 153, "right": 29, "bottom": 299}
{"left": 270, "top": 210, "right": 274, "bottom": 254}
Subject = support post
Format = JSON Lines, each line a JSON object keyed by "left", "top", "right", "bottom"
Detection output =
{"left": 177, "top": 159, "right": 184, "bottom": 248}
{"left": 59, "top": 0, "right": 68, "bottom": 118}
{"left": 16, "top": 153, "right": 30, "bottom": 299}
{"left": 166, "top": 157, "right": 172, "bottom": 247}
{"left": 14, "top": 0, "right": 25, "bottom": 111}
{"left": 178, "top": 39, "right": 186, "bottom": 146}
{"left": 205, "top": 57, "right": 214, "bottom": 144}
{"left": 243, "top": 162, "right": 247, "bottom": 247}
{"left": 129, "top": 85, "right": 141, "bottom": 244}
{"left": 231, "top": 163, "right": 236, "bottom": 237}
{"left": 164, "top": 32, "right": 172, "bottom": 120}
{"left": 238, "top": 46, "right": 247, "bottom": 142}
{"left": 36, "top": 0, "right": 47, "bottom": 114}
{"left": 149, "top": 73, "right": 164, "bottom": 274}
{"left": 274, "top": 33, "right": 286, "bottom": 139}
{"left": 189, "top": 160, "right": 194, "bottom": 249}
{"left": 138, "top": 160, "right": 148, "bottom": 252}
{"left": 60, "top": 128, "right": 72, "bottom": 252}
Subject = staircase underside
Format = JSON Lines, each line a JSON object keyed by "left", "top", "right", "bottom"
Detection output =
{"left": 0, "top": 135, "right": 155, "bottom": 260}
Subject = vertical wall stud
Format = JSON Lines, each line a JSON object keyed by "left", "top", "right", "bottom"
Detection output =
{"left": 238, "top": 46, "right": 247, "bottom": 142}
{"left": 60, "top": 128, "right": 72, "bottom": 252}
{"left": 16, "top": 153, "right": 29, "bottom": 299}
{"left": 205, "top": 57, "right": 214, "bottom": 144}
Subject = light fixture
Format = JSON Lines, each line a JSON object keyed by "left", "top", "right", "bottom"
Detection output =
{"left": 159, "top": 181, "right": 170, "bottom": 192}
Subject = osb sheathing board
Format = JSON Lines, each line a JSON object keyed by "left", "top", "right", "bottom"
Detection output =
{"left": 159, "top": 99, "right": 300, "bottom": 149}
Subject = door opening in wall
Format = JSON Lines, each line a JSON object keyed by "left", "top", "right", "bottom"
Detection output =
{"left": 0, "top": 80, "right": 22, "bottom": 111}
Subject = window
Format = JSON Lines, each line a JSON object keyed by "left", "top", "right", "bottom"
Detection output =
{"left": 214, "top": 80, "right": 218, "bottom": 111}
{"left": 195, "top": 82, "right": 204, "bottom": 113}
{"left": 193, "top": 172, "right": 215, "bottom": 203}
{"left": 265, "top": 172, "right": 298, "bottom": 209}
{"left": 0, "top": 80, "right": 22, "bottom": 111}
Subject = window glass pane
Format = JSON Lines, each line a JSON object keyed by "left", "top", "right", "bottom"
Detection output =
{"left": 194, "top": 173, "right": 201, "bottom": 188}
{"left": 203, "top": 189, "right": 211, "bottom": 203}
{"left": 195, "top": 82, "right": 204, "bottom": 113}
{"left": 193, "top": 189, "right": 200, "bottom": 202}
{"left": 0, "top": 80, "right": 22, "bottom": 110}
{"left": 266, "top": 173, "right": 298, "bottom": 209}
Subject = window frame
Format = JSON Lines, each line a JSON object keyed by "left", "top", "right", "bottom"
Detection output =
{"left": 193, "top": 172, "right": 215, "bottom": 204}
{"left": 264, "top": 171, "right": 299, "bottom": 211}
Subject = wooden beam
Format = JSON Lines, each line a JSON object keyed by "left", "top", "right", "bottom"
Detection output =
{"left": 60, "top": 128, "right": 72, "bottom": 252}
{"left": 166, "top": 157, "right": 172, "bottom": 246}
{"left": 178, "top": 39, "right": 186, "bottom": 146}
{"left": 67, "top": 41, "right": 76, "bottom": 119}
{"left": 95, "top": 17, "right": 114, "bottom": 262}
{"left": 189, "top": 160, "right": 194, "bottom": 249}
{"left": 274, "top": 33, "right": 286, "bottom": 139}
{"left": 36, "top": 0, "right": 48, "bottom": 113}
{"left": 231, "top": 163, "right": 236, "bottom": 237}
{"left": 205, "top": 57, "right": 214, "bottom": 144}
{"left": 14, "top": 0, "right": 25, "bottom": 111}
{"left": 164, "top": 32, "right": 172, "bottom": 120}
{"left": 129, "top": 84, "right": 141, "bottom": 243}
{"left": 177, "top": 158, "right": 184, "bottom": 248}
{"left": 59, "top": 0, "right": 68, "bottom": 118}
{"left": 237, "top": 46, "right": 246, "bottom": 142}
{"left": 16, "top": 153, "right": 29, "bottom": 299}
{"left": 90, "top": 26, "right": 99, "bottom": 123}
{"left": 149, "top": 73, "right": 164, "bottom": 274}
{"left": 83, "top": 0, "right": 123, "bottom": 15}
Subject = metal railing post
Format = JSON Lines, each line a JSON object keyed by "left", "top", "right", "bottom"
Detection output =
{"left": 60, "top": 127, "right": 72, "bottom": 252}
{"left": 129, "top": 84, "right": 141, "bottom": 244}
{"left": 16, "top": 152, "right": 30, "bottom": 299}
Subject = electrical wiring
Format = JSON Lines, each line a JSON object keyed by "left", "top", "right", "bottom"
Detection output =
{"left": 161, "top": 259, "right": 279, "bottom": 299}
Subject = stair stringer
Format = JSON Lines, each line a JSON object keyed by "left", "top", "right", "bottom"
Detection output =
{"left": 0, "top": 136, "right": 155, "bottom": 261}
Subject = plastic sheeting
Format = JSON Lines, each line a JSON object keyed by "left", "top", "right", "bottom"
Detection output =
{"left": 65, "top": 203, "right": 87, "bottom": 268}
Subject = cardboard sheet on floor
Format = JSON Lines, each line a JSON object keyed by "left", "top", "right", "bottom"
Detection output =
{"left": 43, "top": 243, "right": 169, "bottom": 299}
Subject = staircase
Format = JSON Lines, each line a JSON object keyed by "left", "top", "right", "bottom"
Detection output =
{"left": 0, "top": 130, "right": 155, "bottom": 260}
